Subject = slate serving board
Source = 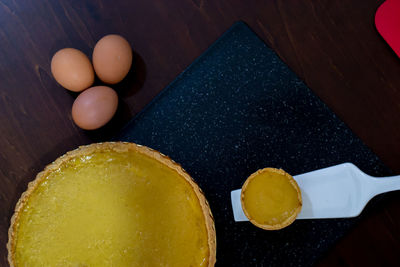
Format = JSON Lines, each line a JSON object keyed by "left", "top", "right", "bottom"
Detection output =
{"left": 115, "top": 22, "right": 391, "bottom": 266}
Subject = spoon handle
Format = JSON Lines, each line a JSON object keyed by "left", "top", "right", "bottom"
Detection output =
{"left": 369, "top": 175, "right": 400, "bottom": 197}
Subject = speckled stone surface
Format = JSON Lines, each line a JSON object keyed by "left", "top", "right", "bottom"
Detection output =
{"left": 115, "top": 22, "right": 392, "bottom": 266}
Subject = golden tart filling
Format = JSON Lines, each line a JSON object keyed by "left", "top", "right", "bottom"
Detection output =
{"left": 241, "top": 168, "right": 302, "bottom": 230}
{"left": 8, "top": 142, "right": 216, "bottom": 266}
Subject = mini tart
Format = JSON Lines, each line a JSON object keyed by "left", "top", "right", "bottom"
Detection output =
{"left": 241, "top": 168, "right": 302, "bottom": 230}
{"left": 7, "top": 142, "right": 216, "bottom": 266}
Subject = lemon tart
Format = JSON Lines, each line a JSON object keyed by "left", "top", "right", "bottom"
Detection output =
{"left": 241, "top": 168, "right": 302, "bottom": 230}
{"left": 8, "top": 142, "right": 216, "bottom": 266}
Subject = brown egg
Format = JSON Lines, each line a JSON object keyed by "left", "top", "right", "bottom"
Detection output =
{"left": 92, "top": 34, "right": 132, "bottom": 84}
{"left": 51, "top": 48, "right": 94, "bottom": 92}
{"left": 72, "top": 86, "right": 118, "bottom": 130}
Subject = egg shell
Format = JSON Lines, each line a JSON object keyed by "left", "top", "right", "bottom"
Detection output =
{"left": 51, "top": 48, "right": 94, "bottom": 92}
{"left": 92, "top": 34, "right": 132, "bottom": 84}
{"left": 72, "top": 86, "right": 118, "bottom": 130}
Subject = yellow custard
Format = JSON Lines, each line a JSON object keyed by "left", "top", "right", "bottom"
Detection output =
{"left": 8, "top": 143, "right": 216, "bottom": 267}
{"left": 241, "top": 168, "right": 302, "bottom": 230}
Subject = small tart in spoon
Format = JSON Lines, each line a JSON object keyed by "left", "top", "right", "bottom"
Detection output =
{"left": 241, "top": 168, "right": 302, "bottom": 230}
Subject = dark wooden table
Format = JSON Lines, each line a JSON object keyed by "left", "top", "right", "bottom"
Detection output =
{"left": 1, "top": 0, "right": 399, "bottom": 266}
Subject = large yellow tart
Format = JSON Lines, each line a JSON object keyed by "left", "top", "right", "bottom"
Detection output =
{"left": 7, "top": 142, "right": 216, "bottom": 266}
{"left": 241, "top": 168, "right": 302, "bottom": 230}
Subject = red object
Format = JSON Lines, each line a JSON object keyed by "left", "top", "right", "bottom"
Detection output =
{"left": 375, "top": 0, "right": 400, "bottom": 57}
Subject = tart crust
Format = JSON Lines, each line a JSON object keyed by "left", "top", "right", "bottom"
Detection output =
{"left": 241, "top": 168, "right": 302, "bottom": 230}
{"left": 7, "top": 142, "right": 216, "bottom": 266}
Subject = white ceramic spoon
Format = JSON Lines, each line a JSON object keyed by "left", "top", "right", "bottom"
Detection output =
{"left": 231, "top": 163, "right": 400, "bottom": 221}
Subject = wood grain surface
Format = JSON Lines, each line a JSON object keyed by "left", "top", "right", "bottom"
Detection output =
{"left": 1, "top": 0, "right": 399, "bottom": 266}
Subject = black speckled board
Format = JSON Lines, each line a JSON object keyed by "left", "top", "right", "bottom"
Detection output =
{"left": 115, "top": 22, "right": 391, "bottom": 266}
